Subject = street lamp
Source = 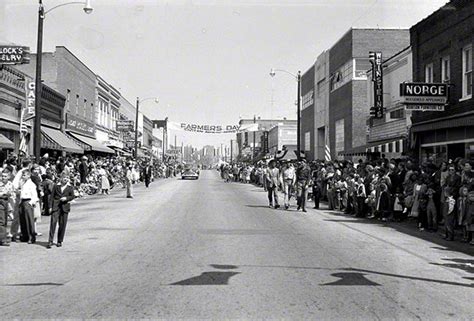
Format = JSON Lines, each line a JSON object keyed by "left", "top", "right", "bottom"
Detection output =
{"left": 135, "top": 97, "right": 159, "bottom": 159}
{"left": 34, "top": 0, "right": 93, "bottom": 161}
{"left": 270, "top": 68, "right": 302, "bottom": 159}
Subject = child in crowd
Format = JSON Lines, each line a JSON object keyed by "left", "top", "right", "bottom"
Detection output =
{"left": 443, "top": 187, "right": 456, "bottom": 241}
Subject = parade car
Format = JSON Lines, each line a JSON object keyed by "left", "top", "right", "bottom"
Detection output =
{"left": 181, "top": 168, "right": 199, "bottom": 180}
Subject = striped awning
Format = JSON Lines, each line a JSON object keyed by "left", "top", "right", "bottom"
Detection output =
{"left": 0, "top": 133, "right": 14, "bottom": 149}
{"left": 68, "top": 132, "right": 114, "bottom": 154}
{"left": 366, "top": 138, "right": 405, "bottom": 154}
{"left": 41, "top": 127, "right": 84, "bottom": 154}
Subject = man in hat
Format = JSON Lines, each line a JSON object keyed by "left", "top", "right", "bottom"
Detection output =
{"left": 78, "top": 156, "right": 89, "bottom": 184}
{"left": 296, "top": 160, "right": 311, "bottom": 212}
{"left": 47, "top": 173, "right": 75, "bottom": 248}
{"left": 265, "top": 160, "right": 281, "bottom": 209}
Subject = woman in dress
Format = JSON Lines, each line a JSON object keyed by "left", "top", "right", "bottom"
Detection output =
{"left": 97, "top": 165, "right": 110, "bottom": 195}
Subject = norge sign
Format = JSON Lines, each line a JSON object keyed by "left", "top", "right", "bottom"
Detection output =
{"left": 400, "top": 83, "right": 448, "bottom": 105}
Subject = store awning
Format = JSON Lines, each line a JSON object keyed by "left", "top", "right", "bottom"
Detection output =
{"left": 68, "top": 132, "right": 114, "bottom": 154}
{"left": 0, "top": 133, "right": 14, "bottom": 149}
{"left": 338, "top": 145, "right": 368, "bottom": 157}
{"left": 109, "top": 145, "right": 132, "bottom": 156}
{"left": 41, "top": 127, "right": 84, "bottom": 154}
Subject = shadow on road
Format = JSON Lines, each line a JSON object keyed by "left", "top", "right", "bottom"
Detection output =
{"left": 430, "top": 258, "right": 474, "bottom": 274}
{"left": 3, "top": 282, "right": 64, "bottom": 287}
{"left": 169, "top": 272, "right": 240, "bottom": 286}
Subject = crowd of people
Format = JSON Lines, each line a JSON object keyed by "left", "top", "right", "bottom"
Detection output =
{"left": 220, "top": 155, "right": 474, "bottom": 245}
{"left": 0, "top": 153, "right": 177, "bottom": 247}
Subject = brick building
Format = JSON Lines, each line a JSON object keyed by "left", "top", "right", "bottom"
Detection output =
{"left": 314, "top": 50, "right": 330, "bottom": 160}
{"left": 328, "top": 28, "right": 410, "bottom": 160}
{"left": 410, "top": 0, "right": 474, "bottom": 162}
{"left": 301, "top": 65, "right": 315, "bottom": 160}
{"left": 95, "top": 75, "right": 121, "bottom": 149}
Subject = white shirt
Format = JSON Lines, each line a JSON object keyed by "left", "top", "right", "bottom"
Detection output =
{"left": 20, "top": 179, "right": 39, "bottom": 204}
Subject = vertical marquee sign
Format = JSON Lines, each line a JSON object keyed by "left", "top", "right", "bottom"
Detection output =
{"left": 369, "top": 51, "right": 383, "bottom": 119}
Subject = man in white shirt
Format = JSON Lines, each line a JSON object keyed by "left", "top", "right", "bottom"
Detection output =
{"left": 11, "top": 159, "right": 31, "bottom": 242}
{"left": 281, "top": 162, "right": 296, "bottom": 210}
{"left": 265, "top": 160, "right": 281, "bottom": 209}
{"left": 19, "top": 170, "right": 39, "bottom": 243}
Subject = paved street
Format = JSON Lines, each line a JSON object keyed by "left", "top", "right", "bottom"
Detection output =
{"left": 1, "top": 170, "right": 473, "bottom": 319}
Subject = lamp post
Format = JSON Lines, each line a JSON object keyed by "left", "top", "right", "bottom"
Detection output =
{"left": 34, "top": 0, "right": 93, "bottom": 161}
{"left": 270, "top": 68, "right": 302, "bottom": 159}
{"left": 134, "top": 97, "right": 159, "bottom": 158}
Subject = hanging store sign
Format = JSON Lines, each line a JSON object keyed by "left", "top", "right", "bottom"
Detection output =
{"left": 0, "top": 46, "right": 30, "bottom": 64}
{"left": 405, "top": 105, "right": 445, "bottom": 112}
{"left": 116, "top": 120, "right": 134, "bottom": 131}
{"left": 400, "top": 83, "right": 448, "bottom": 105}
{"left": 167, "top": 121, "right": 258, "bottom": 134}
{"left": 24, "top": 80, "right": 36, "bottom": 120}
{"left": 369, "top": 51, "right": 383, "bottom": 119}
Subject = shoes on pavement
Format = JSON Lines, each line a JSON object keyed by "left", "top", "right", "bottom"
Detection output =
{"left": 302, "top": 209, "right": 307, "bottom": 212}
{"left": 285, "top": 204, "right": 289, "bottom": 210}
{"left": 274, "top": 205, "right": 280, "bottom": 209}
{"left": 57, "top": 242, "right": 62, "bottom": 247}
{"left": 297, "top": 206, "right": 301, "bottom": 211}
{"left": 127, "top": 196, "right": 134, "bottom": 199}
{"left": 46, "top": 243, "right": 53, "bottom": 249}
{"left": 35, "top": 232, "right": 42, "bottom": 236}
{"left": 269, "top": 204, "right": 273, "bottom": 208}
{"left": 27, "top": 240, "right": 32, "bottom": 244}
{"left": 0, "top": 241, "right": 10, "bottom": 247}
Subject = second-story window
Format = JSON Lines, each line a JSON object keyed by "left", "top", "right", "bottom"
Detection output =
{"left": 441, "top": 56, "right": 450, "bottom": 83}
{"left": 66, "top": 89, "right": 71, "bottom": 112}
{"left": 83, "top": 99, "right": 87, "bottom": 118}
{"left": 75, "top": 94, "right": 79, "bottom": 115}
{"left": 425, "top": 63, "right": 433, "bottom": 83}
{"left": 462, "top": 44, "right": 472, "bottom": 99}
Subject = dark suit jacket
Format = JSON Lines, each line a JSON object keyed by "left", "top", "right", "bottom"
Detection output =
{"left": 143, "top": 166, "right": 153, "bottom": 179}
{"left": 51, "top": 184, "right": 75, "bottom": 213}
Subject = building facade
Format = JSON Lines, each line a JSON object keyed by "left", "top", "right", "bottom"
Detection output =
{"left": 236, "top": 118, "right": 296, "bottom": 160}
{"left": 314, "top": 50, "right": 330, "bottom": 160}
{"left": 410, "top": 0, "right": 474, "bottom": 162}
{"left": 328, "top": 28, "right": 410, "bottom": 160}
{"left": 301, "top": 65, "right": 315, "bottom": 160}
{"left": 268, "top": 123, "right": 298, "bottom": 155}
{"left": 95, "top": 75, "right": 121, "bottom": 148}
{"left": 367, "top": 47, "right": 412, "bottom": 159}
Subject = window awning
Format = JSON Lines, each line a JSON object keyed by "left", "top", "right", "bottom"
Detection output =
{"left": 68, "top": 132, "right": 115, "bottom": 154}
{"left": 0, "top": 133, "right": 14, "bottom": 149}
{"left": 109, "top": 145, "right": 132, "bottom": 156}
{"left": 41, "top": 127, "right": 84, "bottom": 154}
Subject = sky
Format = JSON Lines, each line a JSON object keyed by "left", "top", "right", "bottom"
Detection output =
{"left": 0, "top": 0, "right": 448, "bottom": 149}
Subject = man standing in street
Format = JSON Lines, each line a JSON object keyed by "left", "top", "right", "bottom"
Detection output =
{"left": 18, "top": 170, "right": 38, "bottom": 244}
{"left": 265, "top": 160, "right": 281, "bottom": 209}
{"left": 125, "top": 162, "right": 134, "bottom": 198}
{"left": 143, "top": 161, "right": 153, "bottom": 188}
{"left": 281, "top": 162, "right": 296, "bottom": 210}
{"left": 296, "top": 160, "right": 311, "bottom": 212}
{"left": 47, "top": 174, "right": 75, "bottom": 248}
{"left": 0, "top": 171, "right": 13, "bottom": 246}
{"left": 78, "top": 156, "right": 89, "bottom": 184}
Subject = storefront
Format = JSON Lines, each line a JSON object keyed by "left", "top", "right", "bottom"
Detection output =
{"left": 65, "top": 114, "right": 113, "bottom": 154}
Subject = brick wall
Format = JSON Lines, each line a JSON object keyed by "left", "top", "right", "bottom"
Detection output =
{"left": 411, "top": 0, "right": 474, "bottom": 124}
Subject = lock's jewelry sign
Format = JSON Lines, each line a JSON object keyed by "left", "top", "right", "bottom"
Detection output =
{"left": 0, "top": 46, "right": 30, "bottom": 64}
{"left": 167, "top": 122, "right": 259, "bottom": 134}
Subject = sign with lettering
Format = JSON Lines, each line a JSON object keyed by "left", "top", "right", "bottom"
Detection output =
{"left": 400, "top": 83, "right": 448, "bottom": 105}
{"left": 405, "top": 105, "right": 445, "bottom": 112}
{"left": 116, "top": 120, "right": 134, "bottom": 131}
{"left": 66, "top": 114, "right": 95, "bottom": 137}
{"left": 369, "top": 51, "right": 383, "bottom": 119}
{"left": 0, "top": 46, "right": 30, "bottom": 64}
{"left": 24, "top": 80, "right": 36, "bottom": 121}
{"left": 167, "top": 122, "right": 259, "bottom": 134}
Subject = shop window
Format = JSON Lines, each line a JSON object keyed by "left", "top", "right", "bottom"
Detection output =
{"left": 441, "top": 56, "right": 450, "bottom": 83}
{"left": 395, "top": 141, "right": 400, "bottom": 153}
{"left": 354, "top": 58, "right": 371, "bottom": 79}
{"left": 389, "top": 109, "right": 404, "bottom": 119}
{"left": 425, "top": 63, "right": 433, "bottom": 83}
{"left": 388, "top": 142, "right": 393, "bottom": 153}
{"left": 462, "top": 44, "right": 472, "bottom": 99}
{"left": 467, "top": 143, "right": 474, "bottom": 160}
{"left": 381, "top": 144, "right": 386, "bottom": 153}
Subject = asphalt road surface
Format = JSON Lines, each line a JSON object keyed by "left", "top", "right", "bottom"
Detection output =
{"left": 1, "top": 170, "right": 473, "bottom": 319}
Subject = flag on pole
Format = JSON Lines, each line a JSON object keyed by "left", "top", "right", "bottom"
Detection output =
{"left": 324, "top": 126, "right": 331, "bottom": 161}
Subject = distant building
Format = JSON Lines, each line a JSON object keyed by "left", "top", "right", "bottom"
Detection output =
{"left": 268, "top": 123, "right": 298, "bottom": 156}
{"left": 410, "top": 0, "right": 474, "bottom": 162}
{"left": 314, "top": 50, "right": 330, "bottom": 161}
{"left": 301, "top": 65, "right": 315, "bottom": 160}
{"left": 236, "top": 118, "right": 296, "bottom": 161}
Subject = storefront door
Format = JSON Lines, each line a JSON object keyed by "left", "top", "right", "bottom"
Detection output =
{"left": 448, "top": 143, "right": 465, "bottom": 160}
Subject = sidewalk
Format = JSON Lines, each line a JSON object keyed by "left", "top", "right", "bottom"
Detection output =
{"left": 314, "top": 201, "right": 474, "bottom": 256}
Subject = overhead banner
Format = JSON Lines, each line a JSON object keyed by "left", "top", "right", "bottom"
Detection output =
{"left": 167, "top": 122, "right": 259, "bottom": 134}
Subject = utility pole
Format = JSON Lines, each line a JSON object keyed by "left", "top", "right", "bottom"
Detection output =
{"left": 33, "top": 1, "right": 45, "bottom": 161}
{"left": 252, "top": 115, "right": 256, "bottom": 162}
{"left": 297, "top": 71, "right": 301, "bottom": 159}
{"left": 134, "top": 97, "right": 139, "bottom": 158}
